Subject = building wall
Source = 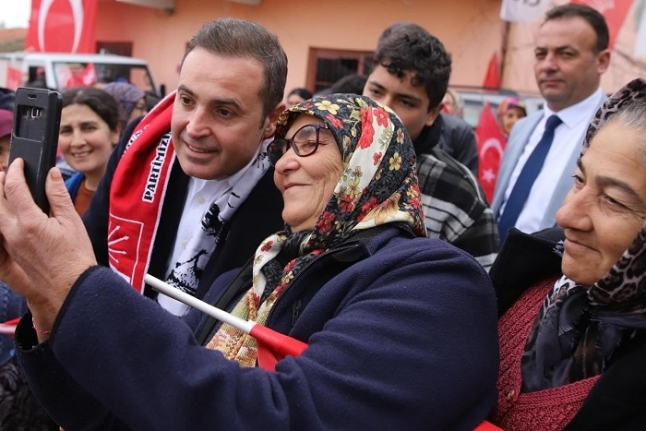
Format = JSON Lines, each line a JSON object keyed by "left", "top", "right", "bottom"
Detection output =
{"left": 96, "top": 0, "right": 505, "bottom": 98}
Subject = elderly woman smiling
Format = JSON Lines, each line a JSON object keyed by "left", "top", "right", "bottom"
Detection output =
{"left": 491, "top": 78, "right": 646, "bottom": 430}
{"left": 0, "top": 94, "right": 498, "bottom": 430}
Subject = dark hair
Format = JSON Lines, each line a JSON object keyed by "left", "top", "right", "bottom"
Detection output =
{"left": 328, "top": 74, "right": 368, "bottom": 95}
{"left": 373, "top": 22, "right": 452, "bottom": 111}
{"left": 183, "top": 18, "right": 288, "bottom": 122}
{"left": 288, "top": 87, "right": 313, "bottom": 100}
{"left": 62, "top": 87, "right": 120, "bottom": 132}
{"left": 544, "top": 4, "right": 609, "bottom": 53}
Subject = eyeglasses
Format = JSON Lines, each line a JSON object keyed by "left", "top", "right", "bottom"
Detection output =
{"left": 268, "top": 124, "right": 329, "bottom": 166}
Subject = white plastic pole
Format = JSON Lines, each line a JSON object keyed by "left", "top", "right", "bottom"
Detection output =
{"left": 0, "top": 324, "right": 16, "bottom": 335}
{"left": 144, "top": 274, "right": 255, "bottom": 334}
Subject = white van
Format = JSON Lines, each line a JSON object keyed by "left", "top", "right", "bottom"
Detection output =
{"left": 0, "top": 51, "right": 160, "bottom": 96}
{"left": 450, "top": 85, "right": 544, "bottom": 128}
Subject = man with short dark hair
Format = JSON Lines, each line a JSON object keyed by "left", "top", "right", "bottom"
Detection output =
{"left": 83, "top": 18, "right": 286, "bottom": 315}
{"left": 364, "top": 22, "right": 498, "bottom": 270}
{"left": 493, "top": 4, "right": 610, "bottom": 242}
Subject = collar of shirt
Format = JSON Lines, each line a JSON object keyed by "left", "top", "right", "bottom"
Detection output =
{"left": 543, "top": 88, "right": 605, "bottom": 130}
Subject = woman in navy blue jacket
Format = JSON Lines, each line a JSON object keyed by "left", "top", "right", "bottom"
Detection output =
{"left": 0, "top": 94, "right": 498, "bottom": 430}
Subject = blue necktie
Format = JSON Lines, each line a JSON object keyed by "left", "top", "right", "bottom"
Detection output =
{"left": 498, "top": 115, "right": 562, "bottom": 243}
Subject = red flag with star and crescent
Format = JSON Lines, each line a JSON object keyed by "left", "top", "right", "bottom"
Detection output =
{"left": 475, "top": 102, "right": 506, "bottom": 204}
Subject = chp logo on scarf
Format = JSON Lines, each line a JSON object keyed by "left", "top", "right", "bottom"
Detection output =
{"left": 26, "top": 0, "right": 97, "bottom": 53}
{"left": 475, "top": 103, "right": 506, "bottom": 203}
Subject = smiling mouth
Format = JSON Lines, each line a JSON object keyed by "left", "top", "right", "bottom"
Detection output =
{"left": 185, "top": 142, "right": 217, "bottom": 154}
{"left": 72, "top": 151, "right": 91, "bottom": 158}
{"left": 564, "top": 238, "right": 594, "bottom": 253}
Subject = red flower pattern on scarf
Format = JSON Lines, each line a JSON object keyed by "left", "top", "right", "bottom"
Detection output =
{"left": 357, "top": 107, "right": 374, "bottom": 149}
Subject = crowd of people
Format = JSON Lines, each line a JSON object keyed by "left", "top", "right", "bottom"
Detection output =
{"left": 0, "top": 3, "right": 645, "bottom": 430}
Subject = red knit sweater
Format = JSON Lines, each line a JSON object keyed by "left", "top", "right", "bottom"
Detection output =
{"left": 492, "top": 277, "right": 600, "bottom": 431}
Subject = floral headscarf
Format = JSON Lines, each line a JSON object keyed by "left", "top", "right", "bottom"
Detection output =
{"left": 496, "top": 97, "right": 526, "bottom": 121}
{"left": 207, "top": 94, "right": 425, "bottom": 366}
{"left": 522, "top": 78, "right": 646, "bottom": 391}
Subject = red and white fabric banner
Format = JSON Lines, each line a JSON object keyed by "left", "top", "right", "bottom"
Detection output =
{"left": 572, "top": 0, "right": 633, "bottom": 50}
{"left": 500, "top": 0, "right": 552, "bottom": 22}
{"left": 26, "top": 0, "right": 97, "bottom": 53}
{"left": 475, "top": 103, "right": 507, "bottom": 204}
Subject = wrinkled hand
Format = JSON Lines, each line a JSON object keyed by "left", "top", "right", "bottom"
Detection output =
{"left": 0, "top": 159, "right": 97, "bottom": 333}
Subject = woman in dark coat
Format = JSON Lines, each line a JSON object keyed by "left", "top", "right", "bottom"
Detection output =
{"left": 491, "top": 78, "right": 646, "bottom": 430}
{"left": 0, "top": 94, "right": 498, "bottom": 430}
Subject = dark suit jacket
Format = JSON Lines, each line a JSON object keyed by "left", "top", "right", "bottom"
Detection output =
{"left": 83, "top": 118, "right": 284, "bottom": 300}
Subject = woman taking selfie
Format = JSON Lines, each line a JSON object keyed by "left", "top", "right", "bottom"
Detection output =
{"left": 491, "top": 78, "right": 646, "bottom": 430}
{"left": 0, "top": 94, "right": 498, "bottom": 430}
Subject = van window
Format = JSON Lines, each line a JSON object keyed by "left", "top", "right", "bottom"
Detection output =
{"left": 52, "top": 61, "right": 156, "bottom": 94}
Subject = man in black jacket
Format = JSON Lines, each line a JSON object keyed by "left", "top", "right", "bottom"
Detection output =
{"left": 363, "top": 22, "right": 498, "bottom": 270}
{"left": 83, "top": 18, "right": 286, "bottom": 315}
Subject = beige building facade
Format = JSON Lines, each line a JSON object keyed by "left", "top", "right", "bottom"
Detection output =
{"left": 95, "top": 0, "right": 645, "bottom": 99}
{"left": 96, "top": 0, "right": 508, "bottom": 97}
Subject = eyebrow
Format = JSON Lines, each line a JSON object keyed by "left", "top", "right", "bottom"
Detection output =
{"left": 535, "top": 45, "right": 577, "bottom": 52}
{"left": 60, "top": 120, "right": 100, "bottom": 128}
{"left": 177, "top": 84, "right": 242, "bottom": 110}
{"left": 577, "top": 158, "right": 643, "bottom": 203}
{"left": 366, "top": 80, "right": 423, "bottom": 105}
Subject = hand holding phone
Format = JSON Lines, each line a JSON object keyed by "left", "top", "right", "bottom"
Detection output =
{"left": 8, "top": 87, "right": 63, "bottom": 214}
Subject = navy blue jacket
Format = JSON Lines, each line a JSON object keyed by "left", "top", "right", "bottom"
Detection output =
{"left": 17, "top": 226, "right": 499, "bottom": 430}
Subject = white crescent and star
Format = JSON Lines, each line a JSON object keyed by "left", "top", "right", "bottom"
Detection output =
{"left": 38, "top": 0, "right": 85, "bottom": 53}
{"left": 479, "top": 137, "right": 504, "bottom": 184}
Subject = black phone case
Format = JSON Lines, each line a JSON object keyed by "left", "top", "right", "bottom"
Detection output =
{"left": 9, "top": 87, "right": 63, "bottom": 214}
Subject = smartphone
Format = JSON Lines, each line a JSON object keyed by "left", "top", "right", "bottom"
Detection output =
{"left": 8, "top": 87, "right": 63, "bottom": 214}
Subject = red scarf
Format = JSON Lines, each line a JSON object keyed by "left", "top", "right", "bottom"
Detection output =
{"left": 108, "top": 93, "right": 176, "bottom": 293}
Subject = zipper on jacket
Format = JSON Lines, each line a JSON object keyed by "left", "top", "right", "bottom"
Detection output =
{"left": 291, "top": 299, "right": 302, "bottom": 327}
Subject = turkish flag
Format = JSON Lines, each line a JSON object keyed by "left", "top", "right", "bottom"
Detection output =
{"left": 483, "top": 53, "right": 500, "bottom": 89}
{"left": 475, "top": 103, "right": 506, "bottom": 203}
{"left": 571, "top": 0, "right": 633, "bottom": 50}
{"left": 26, "top": 0, "right": 97, "bottom": 53}
{"left": 6, "top": 67, "right": 23, "bottom": 91}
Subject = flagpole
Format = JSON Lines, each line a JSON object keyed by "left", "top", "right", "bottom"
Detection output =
{"left": 144, "top": 274, "right": 308, "bottom": 359}
{"left": 499, "top": 21, "right": 511, "bottom": 88}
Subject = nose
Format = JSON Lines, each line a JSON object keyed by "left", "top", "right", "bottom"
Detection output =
{"left": 70, "top": 129, "right": 86, "bottom": 147}
{"left": 273, "top": 146, "right": 300, "bottom": 174}
{"left": 555, "top": 187, "right": 592, "bottom": 231}
{"left": 537, "top": 52, "right": 558, "bottom": 73}
{"left": 185, "top": 106, "right": 211, "bottom": 139}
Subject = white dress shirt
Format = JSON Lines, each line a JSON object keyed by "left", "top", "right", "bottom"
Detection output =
{"left": 157, "top": 161, "right": 253, "bottom": 314}
{"left": 501, "top": 88, "right": 604, "bottom": 234}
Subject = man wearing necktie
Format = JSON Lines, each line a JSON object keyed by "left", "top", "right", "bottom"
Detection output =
{"left": 492, "top": 4, "right": 611, "bottom": 244}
